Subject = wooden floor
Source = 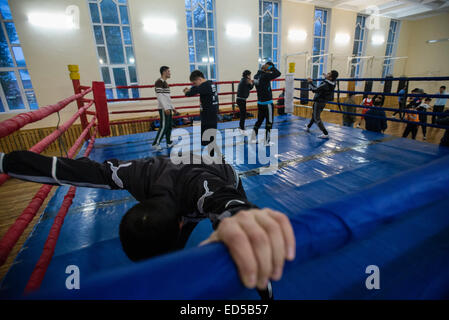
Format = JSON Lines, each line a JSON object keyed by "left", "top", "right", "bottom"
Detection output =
{"left": 0, "top": 108, "right": 446, "bottom": 284}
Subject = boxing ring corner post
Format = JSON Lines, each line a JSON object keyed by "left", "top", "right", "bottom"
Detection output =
{"left": 68, "top": 64, "right": 89, "bottom": 139}
{"left": 92, "top": 81, "right": 111, "bottom": 137}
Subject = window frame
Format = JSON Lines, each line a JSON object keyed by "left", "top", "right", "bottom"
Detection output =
{"left": 382, "top": 19, "right": 401, "bottom": 79}
{"left": 311, "top": 7, "right": 331, "bottom": 80}
{"left": 350, "top": 14, "right": 368, "bottom": 80}
{"left": 0, "top": 7, "right": 37, "bottom": 113}
{"left": 258, "top": 0, "right": 281, "bottom": 87}
{"left": 87, "top": 0, "right": 139, "bottom": 101}
{"left": 185, "top": 0, "right": 218, "bottom": 81}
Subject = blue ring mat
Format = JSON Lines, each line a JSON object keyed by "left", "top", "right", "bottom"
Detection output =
{"left": 1, "top": 115, "right": 449, "bottom": 299}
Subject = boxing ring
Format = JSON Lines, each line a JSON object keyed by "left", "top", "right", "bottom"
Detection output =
{"left": 1, "top": 69, "right": 449, "bottom": 299}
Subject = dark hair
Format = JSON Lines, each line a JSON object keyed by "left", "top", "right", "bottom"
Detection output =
{"left": 441, "top": 86, "right": 446, "bottom": 90}
{"left": 266, "top": 61, "right": 274, "bottom": 67}
{"left": 160, "top": 66, "right": 169, "bottom": 75}
{"left": 242, "top": 70, "right": 251, "bottom": 78}
{"left": 425, "top": 97, "right": 432, "bottom": 102}
{"left": 330, "top": 70, "right": 339, "bottom": 81}
{"left": 189, "top": 70, "right": 205, "bottom": 82}
{"left": 119, "top": 200, "right": 180, "bottom": 261}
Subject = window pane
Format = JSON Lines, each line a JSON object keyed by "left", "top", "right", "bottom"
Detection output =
{"left": 189, "top": 47, "right": 195, "bottom": 62}
{"left": 0, "top": 72, "right": 25, "bottom": 110}
{"left": 273, "top": 34, "right": 277, "bottom": 48}
{"left": 19, "top": 70, "right": 32, "bottom": 89}
{"left": 210, "top": 64, "right": 215, "bottom": 79}
{"left": 313, "top": 38, "right": 320, "bottom": 52}
{"left": 263, "top": 14, "right": 272, "bottom": 32}
{"left": 5, "top": 22, "right": 19, "bottom": 44}
{"left": 323, "top": 10, "right": 327, "bottom": 20}
{"left": 209, "top": 47, "right": 215, "bottom": 61}
{"left": 190, "top": 64, "right": 195, "bottom": 72}
{"left": 101, "top": 67, "right": 111, "bottom": 84}
{"left": 106, "top": 88, "right": 114, "bottom": 100}
{"left": 0, "top": 98, "right": 4, "bottom": 112}
{"left": 194, "top": 30, "right": 207, "bottom": 63}
{"left": 186, "top": 10, "right": 192, "bottom": 28}
{"left": 188, "top": 29, "right": 193, "bottom": 46}
{"left": 113, "top": 68, "right": 129, "bottom": 99}
{"left": 259, "top": 33, "right": 261, "bottom": 47}
{"left": 198, "top": 65, "right": 208, "bottom": 78}
{"left": 0, "top": 0, "right": 12, "bottom": 20}
{"left": 193, "top": 5, "right": 206, "bottom": 28}
{"left": 101, "top": 0, "right": 119, "bottom": 24}
{"left": 206, "top": 0, "right": 213, "bottom": 11}
{"left": 321, "top": 38, "right": 326, "bottom": 50}
{"left": 0, "top": 27, "right": 13, "bottom": 67}
{"left": 273, "top": 49, "right": 277, "bottom": 62}
{"left": 355, "top": 25, "right": 361, "bottom": 40}
{"left": 263, "top": 34, "right": 272, "bottom": 60}
{"left": 120, "top": 5, "right": 129, "bottom": 24}
{"left": 26, "top": 90, "right": 38, "bottom": 109}
{"left": 263, "top": 2, "right": 272, "bottom": 15}
{"left": 97, "top": 46, "right": 108, "bottom": 65}
{"left": 104, "top": 26, "right": 124, "bottom": 64}
{"left": 132, "top": 88, "right": 139, "bottom": 99}
{"left": 274, "top": 2, "right": 278, "bottom": 17}
{"left": 122, "top": 27, "right": 131, "bottom": 45}
{"left": 12, "top": 47, "right": 26, "bottom": 67}
{"left": 185, "top": 0, "right": 191, "bottom": 10}
{"left": 126, "top": 46, "right": 135, "bottom": 64}
{"left": 94, "top": 26, "right": 104, "bottom": 45}
{"left": 89, "top": 3, "right": 100, "bottom": 23}
{"left": 314, "top": 20, "right": 321, "bottom": 36}
{"left": 273, "top": 18, "right": 278, "bottom": 33}
{"left": 129, "top": 66, "right": 137, "bottom": 83}
{"left": 208, "top": 30, "right": 214, "bottom": 45}
{"left": 207, "top": 12, "right": 213, "bottom": 29}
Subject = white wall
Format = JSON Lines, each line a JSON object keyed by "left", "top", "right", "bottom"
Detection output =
{"left": 1, "top": 0, "right": 448, "bottom": 128}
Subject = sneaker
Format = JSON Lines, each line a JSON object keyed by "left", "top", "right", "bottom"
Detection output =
{"left": 238, "top": 128, "right": 245, "bottom": 135}
{"left": 356, "top": 124, "right": 361, "bottom": 128}
{"left": 152, "top": 144, "right": 162, "bottom": 151}
{"left": 304, "top": 125, "right": 310, "bottom": 132}
{"left": 423, "top": 136, "right": 427, "bottom": 141}
{"left": 263, "top": 140, "right": 275, "bottom": 146}
{"left": 318, "top": 134, "right": 329, "bottom": 139}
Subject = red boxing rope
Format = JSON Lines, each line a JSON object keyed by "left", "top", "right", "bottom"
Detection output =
{"left": 0, "top": 117, "right": 97, "bottom": 266}
{"left": 0, "top": 102, "right": 94, "bottom": 186}
{"left": 0, "top": 88, "right": 92, "bottom": 139}
{"left": 24, "top": 127, "right": 98, "bottom": 294}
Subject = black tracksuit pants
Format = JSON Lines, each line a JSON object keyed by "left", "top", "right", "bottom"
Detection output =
{"left": 236, "top": 98, "right": 247, "bottom": 130}
{"left": 253, "top": 103, "right": 274, "bottom": 142}
{"left": 307, "top": 101, "right": 328, "bottom": 135}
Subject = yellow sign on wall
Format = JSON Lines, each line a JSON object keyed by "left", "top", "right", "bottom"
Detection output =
{"left": 288, "top": 62, "right": 296, "bottom": 73}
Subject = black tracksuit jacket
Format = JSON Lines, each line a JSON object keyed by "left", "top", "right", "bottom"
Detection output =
{"left": 309, "top": 79, "right": 336, "bottom": 103}
{"left": 253, "top": 67, "right": 281, "bottom": 103}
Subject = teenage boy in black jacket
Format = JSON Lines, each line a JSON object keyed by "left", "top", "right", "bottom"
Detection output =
{"left": 364, "top": 95, "right": 388, "bottom": 133}
{"left": 251, "top": 62, "right": 281, "bottom": 145}
{"left": 305, "top": 70, "right": 339, "bottom": 139}
{"left": 236, "top": 70, "right": 254, "bottom": 131}
{"left": 0, "top": 150, "right": 296, "bottom": 295}
{"left": 184, "top": 70, "right": 219, "bottom": 156}
{"left": 436, "top": 110, "right": 449, "bottom": 147}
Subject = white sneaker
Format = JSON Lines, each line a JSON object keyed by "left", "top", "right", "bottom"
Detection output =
{"left": 250, "top": 132, "right": 257, "bottom": 143}
{"left": 356, "top": 124, "right": 361, "bottom": 128}
{"left": 264, "top": 140, "right": 275, "bottom": 146}
{"left": 152, "top": 144, "right": 162, "bottom": 150}
{"left": 423, "top": 136, "right": 427, "bottom": 141}
{"left": 318, "top": 134, "right": 329, "bottom": 139}
{"left": 238, "top": 128, "right": 245, "bottom": 135}
{"left": 305, "top": 125, "right": 310, "bottom": 132}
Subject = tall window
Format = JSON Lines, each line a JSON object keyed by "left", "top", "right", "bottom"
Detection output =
{"left": 88, "top": 0, "right": 138, "bottom": 100}
{"left": 382, "top": 19, "right": 400, "bottom": 78}
{"left": 258, "top": 1, "right": 280, "bottom": 68}
{"left": 185, "top": 0, "right": 217, "bottom": 81}
{"left": 0, "top": 0, "right": 38, "bottom": 113}
{"left": 350, "top": 14, "right": 367, "bottom": 79}
{"left": 312, "top": 7, "right": 330, "bottom": 80}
